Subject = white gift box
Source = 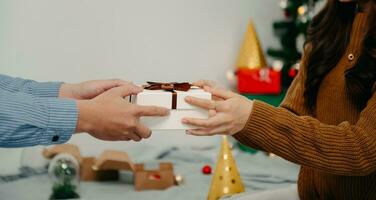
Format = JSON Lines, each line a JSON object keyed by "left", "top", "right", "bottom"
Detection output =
{"left": 131, "top": 87, "right": 211, "bottom": 130}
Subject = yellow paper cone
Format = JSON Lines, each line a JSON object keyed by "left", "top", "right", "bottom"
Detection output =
{"left": 207, "top": 136, "right": 245, "bottom": 200}
{"left": 236, "top": 20, "right": 267, "bottom": 69}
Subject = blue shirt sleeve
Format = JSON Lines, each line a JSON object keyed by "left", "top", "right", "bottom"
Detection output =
{"left": 0, "top": 74, "right": 63, "bottom": 98}
{"left": 0, "top": 89, "right": 78, "bottom": 148}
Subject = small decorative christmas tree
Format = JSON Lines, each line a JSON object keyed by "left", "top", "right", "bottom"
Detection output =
{"left": 207, "top": 136, "right": 245, "bottom": 200}
{"left": 235, "top": 21, "right": 282, "bottom": 94}
{"left": 48, "top": 154, "right": 80, "bottom": 200}
{"left": 267, "top": 0, "right": 321, "bottom": 88}
{"left": 50, "top": 181, "right": 79, "bottom": 200}
{"left": 236, "top": 20, "right": 267, "bottom": 70}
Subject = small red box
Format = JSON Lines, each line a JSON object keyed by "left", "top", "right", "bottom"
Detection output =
{"left": 237, "top": 68, "right": 281, "bottom": 94}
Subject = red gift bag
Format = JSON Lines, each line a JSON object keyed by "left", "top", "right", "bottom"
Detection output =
{"left": 237, "top": 68, "right": 281, "bottom": 94}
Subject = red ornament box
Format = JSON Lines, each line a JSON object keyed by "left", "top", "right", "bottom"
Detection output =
{"left": 237, "top": 68, "right": 281, "bottom": 94}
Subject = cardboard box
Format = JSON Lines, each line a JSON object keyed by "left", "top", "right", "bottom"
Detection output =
{"left": 93, "top": 150, "right": 176, "bottom": 190}
{"left": 131, "top": 87, "right": 211, "bottom": 130}
{"left": 134, "top": 163, "right": 175, "bottom": 191}
{"left": 91, "top": 150, "right": 135, "bottom": 181}
{"left": 80, "top": 157, "right": 98, "bottom": 181}
{"left": 92, "top": 150, "right": 134, "bottom": 171}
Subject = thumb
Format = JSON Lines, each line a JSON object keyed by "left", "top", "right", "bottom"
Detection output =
{"left": 106, "top": 84, "right": 143, "bottom": 97}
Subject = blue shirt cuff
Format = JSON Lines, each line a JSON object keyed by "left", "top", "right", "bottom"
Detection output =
{"left": 38, "top": 98, "right": 78, "bottom": 145}
{"left": 29, "top": 82, "right": 63, "bottom": 98}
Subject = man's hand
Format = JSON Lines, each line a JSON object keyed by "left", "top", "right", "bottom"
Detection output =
{"left": 76, "top": 83, "right": 169, "bottom": 142}
{"left": 59, "top": 79, "right": 130, "bottom": 100}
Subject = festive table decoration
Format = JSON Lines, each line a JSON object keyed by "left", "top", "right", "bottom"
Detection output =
{"left": 134, "top": 163, "right": 175, "bottom": 191}
{"left": 237, "top": 68, "right": 281, "bottom": 94}
{"left": 234, "top": 21, "right": 281, "bottom": 94}
{"left": 202, "top": 165, "right": 212, "bottom": 175}
{"left": 91, "top": 150, "right": 135, "bottom": 181}
{"left": 236, "top": 21, "right": 267, "bottom": 70}
{"left": 131, "top": 82, "right": 211, "bottom": 130}
{"left": 92, "top": 150, "right": 135, "bottom": 171}
{"left": 48, "top": 153, "right": 80, "bottom": 199}
{"left": 43, "top": 144, "right": 82, "bottom": 163}
{"left": 207, "top": 136, "right": 245, "bottom": 200}
{"left": 43, "top": 145, "right": 96, "bottom": 181}
{"left": 174, "top": 174, "right": 185, "bottom": 186}
{"left": 43, "top": 145, "right": 177, "bottom": 191}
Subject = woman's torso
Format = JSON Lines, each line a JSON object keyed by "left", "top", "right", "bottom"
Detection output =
{"left": 297, "top": 12, "right": 376, "bottom": 200}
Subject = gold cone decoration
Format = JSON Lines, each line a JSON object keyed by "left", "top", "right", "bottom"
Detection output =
{"left": 236, "top": 20, "right": 267, "bottom": 69}
{"left": 207, "top": 136, "right": 245, "bottom": 200}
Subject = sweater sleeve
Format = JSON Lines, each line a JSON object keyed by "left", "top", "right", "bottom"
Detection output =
{"left": 234, "top": 90, "right": 376, "bottom": 176}
{"left": 0, "top": 74, "right": 63, "bottom": 98}
{"left": 234, "top": 62, "right": 310, "bottom": 151}
{"left": 279, "top": 61, "right": 310, "bottom": 116}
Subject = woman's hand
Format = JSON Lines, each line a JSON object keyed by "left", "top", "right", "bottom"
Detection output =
{"left": 192, "top": 80, "right": 226, "bottom": 101}
{"left": 76, "top": 83, "right": 169, "bottom": 142}
{"left": 59, "top": 79, "right": 130, "bottom": 100}
{"left": 182, "top": 84, "right": 253, "bottom": 136}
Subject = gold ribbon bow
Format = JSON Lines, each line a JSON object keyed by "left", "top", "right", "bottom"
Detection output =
{"left": 143, "top": 82, "right": 192, "bottom": 109}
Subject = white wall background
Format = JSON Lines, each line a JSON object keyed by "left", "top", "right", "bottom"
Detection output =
{"left": 0, "top": 0, "right": 283, "bottom": 160}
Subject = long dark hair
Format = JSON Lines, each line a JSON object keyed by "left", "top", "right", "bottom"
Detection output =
{"left": 304, "top": 0, "right": 376, "bottom": 111}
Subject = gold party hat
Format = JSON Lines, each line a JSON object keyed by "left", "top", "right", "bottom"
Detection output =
{"left": 236, "top": 20, "right": 267, "bottom": 69}
{"left": 207, "top": 136, "right": 245, "bottom": 200}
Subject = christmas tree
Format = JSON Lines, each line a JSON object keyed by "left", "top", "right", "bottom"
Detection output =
{"left": 48, "top": 154, "right": 80, "bottom": 200}
{"left": 207, "top": 136, "right": 245, "bottom": 200}
{"left": 267, "top": 0, "right": 321, "bottom": 88}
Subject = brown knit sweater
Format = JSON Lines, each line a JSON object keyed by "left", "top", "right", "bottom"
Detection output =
{"left": 234, "top": 12, "right": 376, "bottom": 200}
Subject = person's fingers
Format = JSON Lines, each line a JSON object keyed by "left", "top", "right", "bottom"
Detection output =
{"left": 136, "top": 105, "right": 169, "bottom": 117}
{"left": 100, "top": 135, "right": 124, "bottom": 141}
{"left": 110, "top": 79, "right": 131, "bottom": 84}
{"left": 212, "top": 95, "right": 225, "bottom": 101}
{"left": 185, "top": 129, "right": 218, "bottom": 136}
{"left": 192, "top": 80, "right": 224, "bottom": 101}
{"left": 204, "top": 86, "right": 236, "bottom": 100}
{"left": 100, "top": 79, "right": 132, "bottom": 90}
{"left": 185, "top": 96, "right": 216, "bottom": 110}
{"left": 127, "top": 133, "right": 142, "bottom": 142}
{"left": 192, "top": 80, "right": 215, "bottom": 88}
{"left": 182, "top": 115, "right": 225, "bottom": 128}
{"left": 121, "top": 135, "right": 131, "bottom": 141}
{"left": 208, "top": 109, "right": 216, "bottom": 117}
{"left": 134, "top": 124, "right": 152, "bottom": 139}
{"left": 192, "top": 80, "right": 205, "bottom": 87}
{"left": 106, "top": 84, "right": 143, "bottom": 97}
{"left": 204, "top": 125, "right": 230, "bottom": 135}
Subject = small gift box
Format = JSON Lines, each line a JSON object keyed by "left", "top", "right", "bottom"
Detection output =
{"left": 131, "top": 82, "right": 211, "bottom": 130}
{"left": 237, "top": 68, "right": 281, "bottom": 94}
